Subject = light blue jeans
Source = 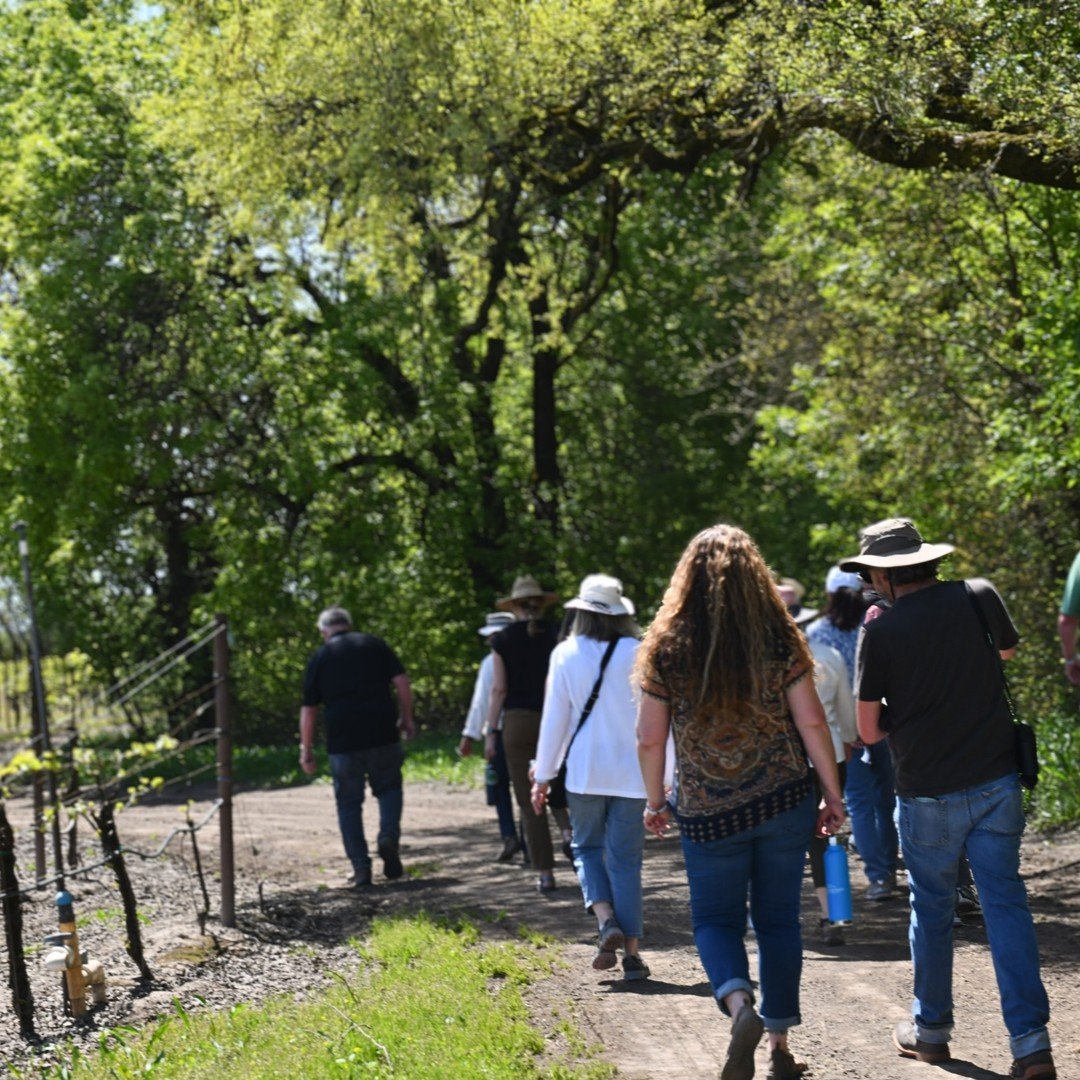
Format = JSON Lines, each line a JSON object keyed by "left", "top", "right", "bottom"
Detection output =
{"left": 845, "top": 741, "right": 898, "bottom": 884}
{"left": 680, "top": 790, "right": 817, "bottom": 1032}
{"left": 329, "top": 742, "right": 405, "bottom": 873}
{"left": 565, "top": 792, "right": 646, "bottom": 939}
{"left": 899, "top": 773, "right": 1051, "bottom": 1059}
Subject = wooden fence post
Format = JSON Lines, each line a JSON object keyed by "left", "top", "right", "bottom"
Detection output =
{"left": 0, "top": 800, "right": 36, "bottom": 1035}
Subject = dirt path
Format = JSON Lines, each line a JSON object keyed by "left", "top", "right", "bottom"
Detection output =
{"left": 3, "top": 779, "right": 1079, "bottom": 1078}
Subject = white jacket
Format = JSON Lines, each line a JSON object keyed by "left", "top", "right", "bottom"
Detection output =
{"left": 810, "top": 639, "right": 857, "bottom": 762}
{"left": 461, "top": 653, "right": 495, "bottom": 740}
{"left": 533, "top": 635, "right": 646, "bottom": 799}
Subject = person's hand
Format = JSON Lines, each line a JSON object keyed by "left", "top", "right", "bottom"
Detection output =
{"left": 458, "top": 736, "right": 473, "bottom": 757}
{"left": 643, "top": 802, "right": 672, "bottom": 837}
{"left": 531, "top": 781, "right": 549, "bottom": 815}
{"left": 815, "top": 792, "right": 846, "bottom": 837}
{"left": 1065, "top": 657, "right": 1080, "bottom": 686}
{"left": 299, "top": 748, "right": 317, "bottom": 775}
{"left": 398, "top": 716, "right": 416, "bottom": 741}
{"left": 483, "top": 731, "right": 498, "bottom": 761}
{"left": 843, "top": 742, "right": 856, "bottom": 762}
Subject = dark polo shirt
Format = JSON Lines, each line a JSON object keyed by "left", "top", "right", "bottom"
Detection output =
{"left": 302, "top": 630, "right": 405, "bottom": 753}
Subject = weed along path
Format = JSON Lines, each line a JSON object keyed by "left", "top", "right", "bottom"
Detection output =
{"left": 4, "top": 778, "right": 1080, "bottom": 1077}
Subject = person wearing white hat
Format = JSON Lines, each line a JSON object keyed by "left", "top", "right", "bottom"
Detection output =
{"left": 531, "top": 575, "right": 651, "bottom": 981}
{"left": 460, "top": 612, "right": 521, "bottom": 862}
{"left": 807, "top": 565, "right": 900, "bottom": 902}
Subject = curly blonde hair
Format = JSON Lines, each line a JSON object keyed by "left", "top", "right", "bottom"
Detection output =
{"left": 634, "top": 524, "right": 812, "bottom": 724}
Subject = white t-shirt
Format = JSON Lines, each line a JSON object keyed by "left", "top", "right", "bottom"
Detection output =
{"left": 533, "top": 635, "right": 646, "bottom": 799}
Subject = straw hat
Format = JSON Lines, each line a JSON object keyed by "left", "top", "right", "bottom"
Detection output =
{"left": 495, "top": 575, "right": 559, "bottom": 612}
{"left": 564, "top": 574, "right": 635, "bottom": 617}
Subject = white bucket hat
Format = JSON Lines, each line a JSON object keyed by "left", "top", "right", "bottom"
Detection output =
{"left": 478, "top": 612, "right": 515, "bottom": 637}
{"left": 564, "top": 574, "right": 635, "bottom": 617}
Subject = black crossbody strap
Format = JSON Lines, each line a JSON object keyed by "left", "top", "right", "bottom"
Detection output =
{"left": 564, "top": 637, "right": 621, "bottom": 757}
{"left": 963, "top": 582, "right": 1019, "bottom": 724}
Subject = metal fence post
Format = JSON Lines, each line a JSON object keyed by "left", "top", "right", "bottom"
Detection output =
{"left": 12, "top": 522, "right": 63, "bottom": 887}
{"left": 214, "top": 614, "right": 235, "bottom": 927}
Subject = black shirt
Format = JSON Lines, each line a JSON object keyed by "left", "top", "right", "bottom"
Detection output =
{"left": 491, "top": 619, "right": 556, "bottom": 711}
{"left": 856, "top": 578, "right": 1018, "bottom": 797}
{"left": 302, "top": 630, "right": 406, "bottom": 753}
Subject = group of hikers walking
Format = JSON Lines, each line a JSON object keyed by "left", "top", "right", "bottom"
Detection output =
{"left": 300, "top": 517, "right": 1060, "bottom": 1080}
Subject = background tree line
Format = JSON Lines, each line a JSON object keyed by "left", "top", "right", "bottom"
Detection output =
{"left": 0, "top": 1, "right": 1076, "bottom": 813}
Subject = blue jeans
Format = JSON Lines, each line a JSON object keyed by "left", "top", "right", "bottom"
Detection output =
{"left": 680, "top": 790, "right": 816, "bottom": 1032}
{"left": 899, "top": 773, "right": 1050, "bottom": 1059}
{"left": 566, "top": 792, "right": 646, "bottom": 939}
{"left": 329, "top": 742, "right": 405, "bottom": 873}
{"left": 845, "top": 740, "right": 898, "bottom": 884}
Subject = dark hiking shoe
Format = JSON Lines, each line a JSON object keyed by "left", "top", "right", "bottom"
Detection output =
{"left": 720, "top": 1004, "right": 764, "bottom": 1080}
{"left": 1010, "top": 1051, "right": 1057, "bottom": 1079}
{"left": 497, "top": 836, "right": 521, "bottom": 863}
{"left": 893, "top": 1021, "right": 950, "bottom": 1063}
{"left": 621, "top": 954, "right": 650, "bottom": 981}
{"left": 353, "top": 866, "right": 373, "bottom": 889}
{"left": 766, "top": 1048, "right": 809, "bottom": 1079}
{"left": 866, "top": 876, "right": 897, "bottom": 901}
{"left": 819, "top": 917, "right": 845, "bottom": 946}
{"left": 378, "top": 840, "right": 403, "bottom": 880}
{"left": 592, "top": 918, "right": 624, "bottom": 969}
{"left": 955, "top": 884, "right": 982, "bottom": 916}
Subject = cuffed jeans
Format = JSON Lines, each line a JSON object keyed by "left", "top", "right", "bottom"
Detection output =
{"left": 681, "top": 790, "right": 817, "bottom": 1032}
{"left": 566, "top": 792, "right": 646, "bottom": 939}
{"left": 845, "top": 740, "right": 898, "bottom": 885}
{"left": 899, "top": 773, "right": 1051, "bottom": 1060}
{"left": 329, "top": 742, "right": 405, "bottom": 873}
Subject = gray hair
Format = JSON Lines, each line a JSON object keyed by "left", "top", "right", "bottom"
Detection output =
{"left": 317, "top": 606, "right": 352, "bottom": 631}
{"left": 569, "top": 609, "right": 640, "bottom": 642}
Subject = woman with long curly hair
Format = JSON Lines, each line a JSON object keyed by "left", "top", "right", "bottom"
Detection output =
{"left": 636, "top": 525, "right": 845, "bottom": 1080}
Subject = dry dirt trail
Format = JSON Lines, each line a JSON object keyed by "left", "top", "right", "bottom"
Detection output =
{"left": 3, "top": 778, "right": 1079, "bottom": 1078}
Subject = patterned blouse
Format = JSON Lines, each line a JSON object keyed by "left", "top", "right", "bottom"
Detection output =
{"left": 805, "top": 617, "right": 859, "bottom": 686}
{"left": 643, "top": 641, "right": 812, "bottom": 843}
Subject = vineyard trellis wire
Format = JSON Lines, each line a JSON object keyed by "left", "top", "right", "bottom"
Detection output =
{"left": 0, "top": 611, "right": 236, "bottom": 1034}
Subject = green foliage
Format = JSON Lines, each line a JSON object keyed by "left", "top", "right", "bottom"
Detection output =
{"left": 0, "top": 1, "right": 1077, "bottom": 825}
{"left": 41, "top": 913, "right": 558, "bottom": 1079}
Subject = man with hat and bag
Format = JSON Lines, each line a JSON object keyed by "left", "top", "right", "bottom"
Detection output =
{"left": 844, "top": 519, "right": 1055, "bottom": 1080}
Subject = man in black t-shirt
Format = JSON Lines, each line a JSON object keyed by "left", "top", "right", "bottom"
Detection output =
{"left": 844, "top": 519, "right": 1054, "bottom": 1080}
{"left": 299, "top": 606, "right": 415, "bottom": 887}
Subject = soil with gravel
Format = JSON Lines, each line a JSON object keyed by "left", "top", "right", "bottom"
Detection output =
{"left": 2, "top": 778, "right": 1078, "bottom": 1078}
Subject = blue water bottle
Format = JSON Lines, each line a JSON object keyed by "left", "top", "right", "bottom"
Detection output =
{"left": 824, "top": 836, "right": 853, "bottom": 925}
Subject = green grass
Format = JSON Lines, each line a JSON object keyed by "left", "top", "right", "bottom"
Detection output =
{"left": 35, "top": 913, "right": 588, "bottom": 1079}
{"left": 86, "top": 730, "right": 485, "bottom": 793}
{"left": 1029, "top": 708, "right": 1080, "bottom": 828}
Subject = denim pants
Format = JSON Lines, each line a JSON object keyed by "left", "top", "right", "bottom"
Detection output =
{"left": 899, "top": 773, "right": 1050, "bottom": 1059}
{"left": 845, "top": 740, "right": 899, "bottom": 884}
{"left": 329, "top": 742, "right": 405, "bottom": 873}
{"left": 566, "top": 792, "right": 646, "bottom": 939}
{"left": 488, "top": 731, "right": 517, "bottom": 841}
{"left": 680, "top": 790, "right": 816, "bottom": 1032}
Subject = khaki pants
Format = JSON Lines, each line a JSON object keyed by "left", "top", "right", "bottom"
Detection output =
{"left": 501, "top": 708, "right": 555, "bottom": 873}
